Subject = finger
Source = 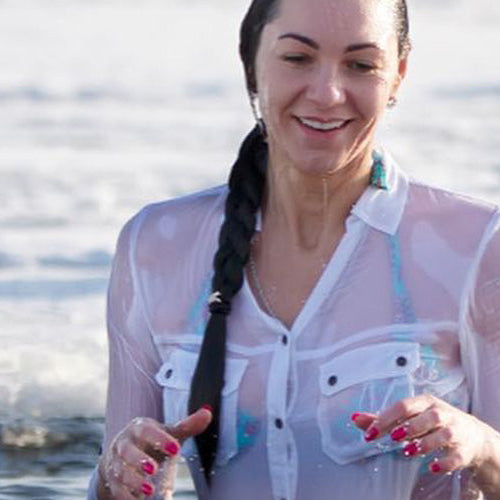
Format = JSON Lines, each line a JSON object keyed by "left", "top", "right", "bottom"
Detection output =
{"left": 418, "top": 426, "right": 457, "bottom": 455}
{"left": 168, "top": 407, "right": 213, "bottom": 441}
{"left": 106, "top": 458, "right": 156, "bottom": 498}
{"left": 129, "top": 417, "right": 182, "bottom": 459}
{"left": 428, "top": 448, "right": 466, "bottom": 475}
{"left": 351, "top": 412, "right": 377, "bottom": 431}
{"left": 364, "top": 394, "right": 437, "bottom": 441}
{"left": 109, "top": 482, "right": 140, "bottom": 500}
{"left": 389, "top": 405, "right": 448, "bottom": 442}
{"left": 119, "top": 441, "right": 159, "bottom": 477}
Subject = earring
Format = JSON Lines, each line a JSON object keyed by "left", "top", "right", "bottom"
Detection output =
{"left": 250, "top": 95, "right": 268, "bottom": 139}
{"left": 387, "top": 96, "right": 397, "bottom": 108}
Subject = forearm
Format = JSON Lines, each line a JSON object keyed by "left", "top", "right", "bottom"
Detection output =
{"left": 472, "top": 422, "right": 500, "bottom": 500}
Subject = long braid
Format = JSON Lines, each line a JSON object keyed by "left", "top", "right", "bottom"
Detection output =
{"left": 188, "top": 125, "right": 267, "bottom": 483}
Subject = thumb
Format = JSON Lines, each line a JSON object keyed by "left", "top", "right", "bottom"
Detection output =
{"left": 352, "top": 412, "right": 377, "bottom": 431}
{"left": 168, "top": 408, "right": 213, "bottom": 442}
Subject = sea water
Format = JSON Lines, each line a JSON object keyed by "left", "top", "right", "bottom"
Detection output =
{"left": 0, "top": 0, "right": 499, "bottom": 498}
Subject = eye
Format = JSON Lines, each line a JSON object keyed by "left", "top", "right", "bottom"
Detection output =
{"left": 347, "top": 61, "right": 377, "bottom": 73}
{"left": 281, "top": 53, "right": 312, "bottom": 65}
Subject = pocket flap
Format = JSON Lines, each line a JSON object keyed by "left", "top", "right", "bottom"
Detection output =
{"left": 319, "top": 342, "right": 420, "bottom": 397}
{"left": 155, "top": 349, "right": 199, "bottom": 390}
{"left": 155, "top": 350, "right": 248, "bottom": 395}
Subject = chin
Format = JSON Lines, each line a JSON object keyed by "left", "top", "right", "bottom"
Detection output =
{"left": 293, "top": 152, "right": 345, "bottom": 177}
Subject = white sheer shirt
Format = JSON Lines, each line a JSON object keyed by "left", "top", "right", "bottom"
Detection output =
{"left": 88, "top": 150, "right": 500, "bottom": 500}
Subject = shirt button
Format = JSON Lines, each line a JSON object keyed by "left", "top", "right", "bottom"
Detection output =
{"left": 166, "top": 369, "right": 173, "bottom": 378}
{"left": 328, "top": 375, "right": 338, "bottom": 386}
{"left": 275, "top": 418, "right": 284, "bottom": 429}
{"left": 281, "top": 335, "right": 288, "bottom": 346}
{"left": 396, "top": 356, "right": 408, "bottom": 367}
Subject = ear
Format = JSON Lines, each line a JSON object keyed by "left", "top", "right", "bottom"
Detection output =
{"left": 397, "top": 56, "right": 408, "bottom": 82}
{"left": 390, "top": 56, "right": 408, "bottom": 99}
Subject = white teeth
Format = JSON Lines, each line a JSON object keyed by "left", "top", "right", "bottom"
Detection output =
{"left": 299, "top": 117, "right": 347, "bottom": 131}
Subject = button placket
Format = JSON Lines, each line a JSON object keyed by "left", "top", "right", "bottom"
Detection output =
{"left": 267, "top": 330, "right": 293, "bottom": 500}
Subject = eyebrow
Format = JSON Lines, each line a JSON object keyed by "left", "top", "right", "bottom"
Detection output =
{"left": 277, "top": 34, "right": 382, "bottom": 54}
{"left": 345, "top": 42, "right": 383, "bottom": 53}
{"left": 278, "top": 33, "right": 319, "bottom": 50}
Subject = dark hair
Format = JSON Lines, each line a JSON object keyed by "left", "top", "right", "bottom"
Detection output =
{"left": 188, "top": 125, "right": 267, "bottom": 481}
{"left": 188, "top": 0, "right": 410, "bottom": 484}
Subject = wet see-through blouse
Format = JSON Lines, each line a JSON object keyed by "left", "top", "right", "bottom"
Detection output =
{"left": 88, "top": 150, "right": 500, "bottom": 500}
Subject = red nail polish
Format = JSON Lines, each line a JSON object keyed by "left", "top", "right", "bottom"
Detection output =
{"left": 351, "top": 412, "right": 361, "bottom": 422}
{"left": 364, "top": 427, "right": 379, "bottom": 442}
{"left": 390, "top": 426, "right": 408, "bottom": 441}
{"left": 141, "top": 482, "right": 154, "bottom": 496}
{"left": 164, "top": 441, "right": 179, "bottom": 456}
{"left": 430, "top": 462, "right": 441, "bottom": 473}
{"left": 141, "top": 460, "right": 155, "bottom": 475}
{"left": 403, "top": 442, "right": 420, "bottom": 456}
{"left": 201, "top": 404, "right": 213, "bottom": 413}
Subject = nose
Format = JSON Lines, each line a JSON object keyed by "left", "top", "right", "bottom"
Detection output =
{"left": 306, "top": 65, "right": 346, "bottom": 107}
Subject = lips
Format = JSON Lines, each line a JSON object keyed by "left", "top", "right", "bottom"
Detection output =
{"left": 297, "top": 116, "right": 351, "bottom": 132}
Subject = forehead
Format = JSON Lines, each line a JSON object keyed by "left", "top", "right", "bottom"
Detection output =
{"left": 266, "top": 0, "right": 396, "bottom": 48}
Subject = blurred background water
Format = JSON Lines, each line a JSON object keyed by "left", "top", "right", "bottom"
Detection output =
{"left": 0, "top": 0, "right": 499, "bottom": 498}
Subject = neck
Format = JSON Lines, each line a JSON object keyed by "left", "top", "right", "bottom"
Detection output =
{"left": 262, "top": 151, "right": 373, "bottom": 251}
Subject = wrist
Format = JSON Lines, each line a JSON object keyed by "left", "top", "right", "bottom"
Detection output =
{"left": 471, "top": 420, "right": 497, "bottom": 471}
{"left": 97, "top": 459, "right": 112, "bottom": 500}
{"left": 469, "top": 420, "right": 500, "bottom": 499}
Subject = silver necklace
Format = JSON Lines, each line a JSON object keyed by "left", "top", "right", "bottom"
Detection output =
{"left": 248, "top": 242, "right": 277, "bottom": 318}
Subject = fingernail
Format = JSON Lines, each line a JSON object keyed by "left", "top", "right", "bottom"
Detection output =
{"left": 141, "top": 482, "right": 154, "bottom": 496}
{"left": 201, "top": 404, "right": 213, "bottom": 413}
{"left": 164, "top": 441, "right": 179, "bottom": 456}
{"left": 141, "top": 459, "right": 155, "bottom": 475}
{"left": 390, "top": 426, "right": 408, "bottom": 441}
{"left": 351, "top": 412, "right": 361, "bottom": 422}
{"left": 403, "top": 442, "right": 420, "bottom": 457}
{"left": 364, "top": 427, "right": 379, "bottom": 441}
{"left": 430, "top": 462, "right": 441, "bottom": 473}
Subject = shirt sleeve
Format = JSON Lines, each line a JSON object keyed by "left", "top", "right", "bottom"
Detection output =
{"left": 460, "top": 210, "right": 500, "bottom": 431}
{"left": 87, "top": 210, "right": 164, "bottom": 497}
{"left": 86, "top": 467, "right": 99, "bottom": 500}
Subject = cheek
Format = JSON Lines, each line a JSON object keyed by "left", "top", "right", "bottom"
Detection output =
{"left": 258, "top": 80, "right": 291, "bottom": 126}
{"left": 354, "top": 78, "right": 391, "bottom": 116}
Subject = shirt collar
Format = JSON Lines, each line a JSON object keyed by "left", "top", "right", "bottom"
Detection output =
{"left": 255, "top": 148, "right": 409, "bottom": 235}
{"left": 351, "top": 148, "right": 409, "bottom": 235}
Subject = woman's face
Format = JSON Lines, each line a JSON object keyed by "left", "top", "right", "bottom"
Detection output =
{"left": 255, "top": 0, "right": 407, "bottom": 177}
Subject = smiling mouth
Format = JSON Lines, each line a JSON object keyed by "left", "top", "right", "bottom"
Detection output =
{"left": 297, "top": 117, "right": 351, "bottom": 132}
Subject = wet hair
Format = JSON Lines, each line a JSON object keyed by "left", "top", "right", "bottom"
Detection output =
{"left": 188, "top": 0, "right": 410, "bottom": 483}
{"left": 188, "top": 125, "right": 267, "bottom": 481}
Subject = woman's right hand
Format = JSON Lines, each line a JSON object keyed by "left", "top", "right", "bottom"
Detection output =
{"left": 97, "top": 407, "right": 212, "bottom": 499}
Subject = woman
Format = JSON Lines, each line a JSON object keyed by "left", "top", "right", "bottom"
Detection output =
{"left": 89, "top": 0, "right": 500, "bottom": 498}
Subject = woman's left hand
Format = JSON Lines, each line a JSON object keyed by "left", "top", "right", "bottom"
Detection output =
{"left": 352, "top": 394, "right": 490, "bottom": 474}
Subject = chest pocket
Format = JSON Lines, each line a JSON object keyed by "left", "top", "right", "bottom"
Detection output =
{"left": 317, "top": 341, "right": 420, "bottom": 465}
{"left": 155, "top": 349, "right": 248, "bottom": 466}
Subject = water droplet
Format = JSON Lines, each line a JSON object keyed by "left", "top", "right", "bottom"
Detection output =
{"left": 375, "top": 441, "right": 390, "bottom": 451}
{"left": 373, "top": 467, "right": 379, "bottom": 473}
